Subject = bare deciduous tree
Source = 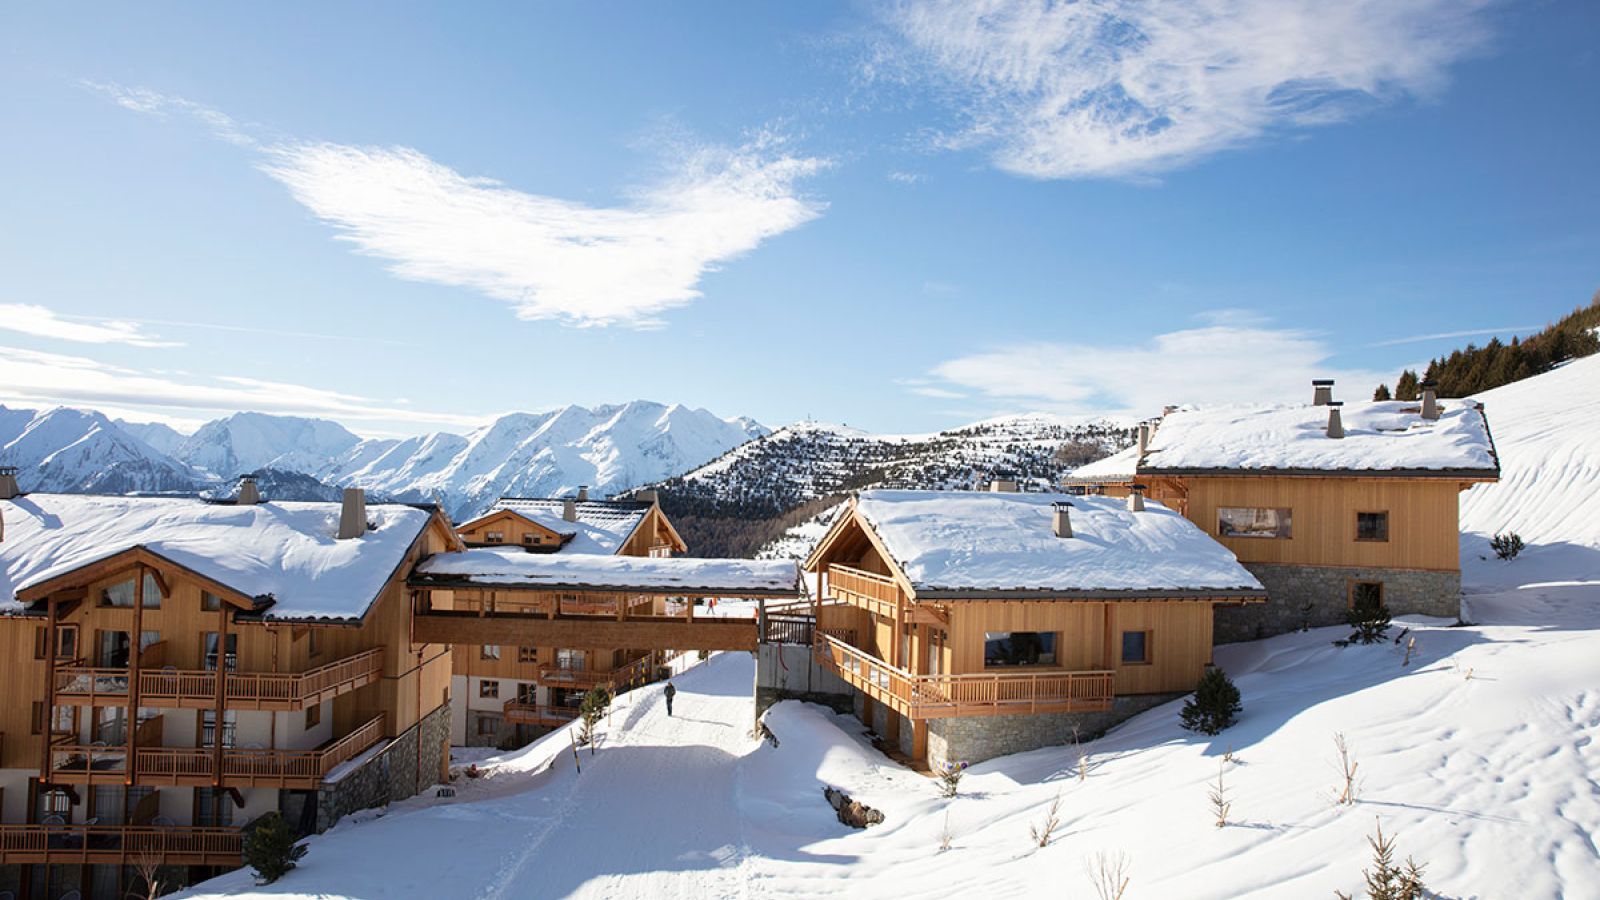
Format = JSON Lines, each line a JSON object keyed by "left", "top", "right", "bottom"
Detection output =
{"left": 1209, "top": 761, "right": 1232, "bottom": 828}
{"left": 1333, "top": 732, "right": 1362, "bottom": 806}
{"left": 1084, "top": 849, "right": 1131, "bottom": 900}
{"left": 1029, "top": 791, "right": 1062, "bottom": 847}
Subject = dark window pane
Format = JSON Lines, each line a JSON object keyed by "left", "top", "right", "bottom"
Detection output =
{"left": 983, "top": 632, "right": 1057, "bottom": 667}
{"left": 1121, "top": 631, "right": 1149, "bottom": 664}
{"left": 1218, "top": 507, "right": 1293, "bottom": 539}
{"left": 1356, "top": 512, "right": 1389, "bottom": 542}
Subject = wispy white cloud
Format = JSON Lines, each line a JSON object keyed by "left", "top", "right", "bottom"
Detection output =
{"left": 88, "top": 83, "right": 828, "bottom": 328}
{"left": 0, "top": 345, "right": 486, "bottom": 430}
{"left": 0, "top": 303, "right": 181, "bottom": 348}
{"left": 880, "top": 0, "right": 1494, "bottom": 179}
{"left": 258, "top": 135, "right": 827, "bottom": 327}
{"left": 1368, "top": 325, "right": 1537, "bottom": 347}
{"left": 928, "top": 312, "right": 1386, "bottom": 414}
{"left": 888, "top": 170, "right": 927, "bottom": 185}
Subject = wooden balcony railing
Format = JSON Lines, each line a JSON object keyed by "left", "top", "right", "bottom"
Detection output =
{"left": 827, "top": 565, "right": 903, "bottom": 617}
{"left": 536, "top": 656, "right": 651, "bottom": 691}
{"left": 54, "top": 648, "right": 384, "bottom": 711}
{"left": 814, "top": 633, "right": 1113, "bottom": 720}
{"left": 0, "top": 823, "right": 244, "bottom": 867}
{"left": 52, "top": 714, "right": 387, "bottom": 789}
{"left": 502, "top": 700, "right": 580, "bottom": 727}
{"left": 762, "top": 614, "right": 815, "bottom": 645}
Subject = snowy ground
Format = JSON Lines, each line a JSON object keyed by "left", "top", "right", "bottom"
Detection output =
{"left": 179, "top": 361, "right": 1600, "bottom": 900}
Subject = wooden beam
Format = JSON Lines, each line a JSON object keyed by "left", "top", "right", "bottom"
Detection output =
{"left": 411, "top": 612, "right": 757, "bottom": 652}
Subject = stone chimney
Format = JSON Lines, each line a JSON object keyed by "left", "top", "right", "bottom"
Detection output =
{"left": 989, "top": 479, "right": 1018, "bottom": 493}
{"left": 1326, "top": 401, "right": 1345, "bottom": 439}
{"left": 562, "top": 498, "right": 578, "bottom": 522}
{"left": 636, "top": 489, "right": 659, "bottom": 505}
{"left": 1136, "top": 423, "right": 1151, "bottom": 457}
{"left": 1051, "top": 502, "right": 1073, "bottom": 538}
{"left": 1312, "top": 379, "right": 1335, "bottom": 406}
{"left": 338, "top": 488, "right": 367, "bottom": 540}
{"left": 576, "top": 485, "right": 589, "bottom": 502}
{"left": 0, "top": 466, "right": 19, "bottom": 501}
{"left": 237, "top": 475, "right": 261, "bottom": 506}
{"left": 1127, "top": 484, "right": 1146, "bottom": 512}
{"left": 1420, "top": 380, "right": 1440, "bottom": 420}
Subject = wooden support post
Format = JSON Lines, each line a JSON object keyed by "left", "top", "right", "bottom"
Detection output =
{"left": 128, "top": 565, "right": 146, "bottom": 785}
{"left": 912, "top": 720, "right": 928, "bottom": 764}
{"left": 1102, "top": 602, "right": 1114, "bottom": 670}
{"left": 42, "top": 596, "right": 59, "bottom": 780}
{"left": 214, "top": 602, "right": 229, "bottom": 787}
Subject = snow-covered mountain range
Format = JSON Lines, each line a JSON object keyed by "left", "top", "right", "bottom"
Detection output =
{"left": 0, "top": 402, "right": 767, "bottom": 521}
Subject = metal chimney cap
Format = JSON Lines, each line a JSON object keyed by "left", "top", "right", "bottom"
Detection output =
{"left": 1311, "top": 379, "right": 1335, "bottom": 386}
{"left": 1420, "top": 379, "right": 1438, "bottom": 389}
{"left": 239, "top": 473, "right": 258, "bottom": 482}
{"left": 1050, "top": 500, "right": 1074, "bottom": 509}
{"left": 1327, "top": 400, "right": 1345, "bottom": 407}
{"left": 0, "top": 466, "right": 16, "bottom": 476}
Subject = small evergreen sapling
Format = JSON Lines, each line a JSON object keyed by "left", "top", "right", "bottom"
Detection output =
{"left": 577, "top": 686, "right": 612, "bottom": 749}
{"left": 1180, "top": 668, "right": 1242, "bottom": 736}
{"left": 1334, "top": 820, "right": 1428, "bottom": 900}
{"left": 1337, "top": 605, "right": 1393, "bottom": 647}
{"left": 243, "top": 812, "right": 307, "bottom": 885}
{"left": 1490, "top": 531, "right": 1524, "bottom": 560}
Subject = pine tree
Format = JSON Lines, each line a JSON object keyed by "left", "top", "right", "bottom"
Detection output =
{"left": 1394, "top": 370, "right": 1419, "bottom": 401}
{"left": 243, "top": 812, "right": 307, "bottom": 885}
{"left": 1180, "top": 667, "right": 1242, "bottom": 735}
{"left": 1372, "top": 384, "right": 1392, "bottom": 401}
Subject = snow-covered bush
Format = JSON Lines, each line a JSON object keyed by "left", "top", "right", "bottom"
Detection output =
{"left": 1180, "top": 668, "right": 1242, "bottom": 735}
{"left": 937, "top": 760, "right": 968, "bottom": 798}
{"left": 244, "top": 812, "right": 307, "bottom": 885}
{"left": 1491, "top": 531, "right": 1525, "bottom": 560}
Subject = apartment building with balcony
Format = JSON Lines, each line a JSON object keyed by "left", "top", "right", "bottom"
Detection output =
{"left": 447, "top": 489, "right": 690, "bottom": 747}
{"left": 0, "top": 482, "right": 461, "bottom": 900}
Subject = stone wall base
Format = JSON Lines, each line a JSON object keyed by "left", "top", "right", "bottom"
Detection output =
{"left": 1217, "top": 563, "right": 1461, "bottom": 644}
{"left": 754, "top": 643, "right": 854, "bottom": 725}
{"left": 316, "top": 702, "right": 451, "bottom": 832}
{"left": 924, "top": 693, "right": 1184, "bottom": 769}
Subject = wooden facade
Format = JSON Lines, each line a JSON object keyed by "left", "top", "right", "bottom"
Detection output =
{"left": 0, "top": 500, "right": 461, "bottom": 899}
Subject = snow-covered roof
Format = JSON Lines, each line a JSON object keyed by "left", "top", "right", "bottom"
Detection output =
{"left": 1070, "top": 399, "right": 1497, "bottom": 480}
{"left": 465, "top": 498, "right": 652, "bottom": 554}
{"left": 0, "top": 494, "right": 435, "bottom": 621}
{"left": 414, "top": 548, "right": 800, "bottom": 596}
{"left": 849, "top": 490, "right": 1263, "bottom": 597}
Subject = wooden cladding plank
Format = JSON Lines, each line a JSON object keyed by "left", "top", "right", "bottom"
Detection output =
{"left": 412, "top": 612, "right": 757, "bottom": 651}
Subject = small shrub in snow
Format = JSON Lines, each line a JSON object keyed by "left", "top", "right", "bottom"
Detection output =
{"left": 938, "top": 811, "right": 954, "bottom": 852}
{"left": 937, "top": 760, "right": 968, "bottom": 798}
{"left": 1208, "top": 762, "right": 1232, "bottom": 828}
{"left": 1334, "top": 820, "right": 1429, "bottom": 900}
{"left": 1029, "top": 791, "right": 1063, "bottom": 847}
{"left": 243, "top": 812, "right": 307, "bottom": 885}
{"left": 1491, "top": 531, "right": 1524, "bottom": 560}
{"left": 1084, "top": 850, "right": 1131, "bottom": 900}
{"left": 1180, "top": 667, "right": 1242, "bottom": 735}
{"left": 577, "top": 686, "right": 612, "bottom": 748}
{"left": 1331, "top": 732, "right": 1362, "bottom": 806}
{"left": 1336, "top": 605, "right": 1393, "bottom": 647}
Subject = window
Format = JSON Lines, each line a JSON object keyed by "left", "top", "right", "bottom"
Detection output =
{"left": 556, "top": 648, "right": 585, "bottom": 671}
{"left": 201, "top": 710, "right": 237, "bottom": 749}
{"left": 308, "top": 628, "right": 322, "bottom": 658}
{"left": 1121, "top": 631, "right": 1151, "bottom": 665}
{"left": 485, "top": 531, "right": 504, "bottom": 544}
{"left": 305, "top": 704, "right": 322, "bottom": 729}
{"left": 202, "top": 591, "right": 223, "bottom": 612}
{"left": 99, "top": 571, "right": 163, "bottom": 608}
{"left": 37, "top": 784, "right": 71, "bottom": 821}
{"left": 196, "top": 786, "right": 233, "bottom": 827}
{"left": 99, "top": 630, "right": 132, "bottom": 668}
{"left": 517, "top": 683, "right": 538, "bottom": 705}
{"left": 37, "top": 625, "right": 78, "bottom": 661}
{"left": 1218, "top": 507, "right": 1293, "bottom": 539}
{"left": 476, "top": 714, "right": 500, "bottom": 736}
{"left": 481, "top": 645, "right": 501, "bottom": 661}
{"left": 983, "top": 632, "right": 1058, "bottom": 668}
{"left": 480, "top": 680, "right": 500, "bottom": 699}
{"left": 202, "top": 633, "right": 237, "bottom": 672}
{"left": 31, "top": 701, "right": 43, "bottom": 736}
{"left": 522, "top": 534, "right": 535, "bottom": 546}
{"left": 1350, "top": 581, "right": 1385, "bottom": 613}
{"left": 518, "top": 647, "right": 538, "bottom": 663}
{"left": 1356, "top": 511, "right": 1389, "bottom": 542}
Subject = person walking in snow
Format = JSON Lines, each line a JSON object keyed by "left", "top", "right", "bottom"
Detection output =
{"left": 664, "top": 681, "right": 677, "bottom": 717}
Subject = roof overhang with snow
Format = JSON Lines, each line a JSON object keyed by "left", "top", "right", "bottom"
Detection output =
{"left": 412, "top": 548, "right": 802, "bottom": 597}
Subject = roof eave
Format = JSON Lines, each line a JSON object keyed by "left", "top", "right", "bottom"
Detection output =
{"left": 911, "top": 587, "right": 1269, "bottom": 602}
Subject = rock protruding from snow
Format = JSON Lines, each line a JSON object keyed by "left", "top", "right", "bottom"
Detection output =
{"left": 823, "top": 786, "right": 884, "bottom": 828}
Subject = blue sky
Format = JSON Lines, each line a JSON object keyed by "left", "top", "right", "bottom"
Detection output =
{"left": 1, "top": 1, "right": 1595, "bottom": 437}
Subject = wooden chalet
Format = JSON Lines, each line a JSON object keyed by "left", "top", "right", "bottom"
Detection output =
{"left": 442, "top": 490, "right": 697, "bottom": 747}
{"left": 803, "top": 489, "right": 1265, "bottom": 767}
{"left": 1068, "top": 380, "right": 1500, "bottom": 641}
{"left": 0, "top": 486, "right": 461, "bottom": 900}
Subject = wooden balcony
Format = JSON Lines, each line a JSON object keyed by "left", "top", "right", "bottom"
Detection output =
{"left": 502, "top": 700, "right": 579, "bottom": 727}
{"left": 536, "top": 656, "right": 651, "bottom": 691}
{"left": 0, "top": 823, "right": 243, "bottom": 867}
{"left": 50, "top": 714, "right": 387, "bottom": 789}
{"left": 814, "top": 634, "right": 1114, "bottom": 720}
{"left": 53, "top": 648, "right": 385, "bottom": 711}
{"left": 827, "top": 565, "right": 903, "bottom": 617}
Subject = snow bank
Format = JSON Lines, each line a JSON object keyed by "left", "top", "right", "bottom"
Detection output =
{"left": 853, "top": 490, "right": 1263, "bottom": 595}
{"left": 417, "top": 548, "right": 801, "bottom": 595}
{"left": 0, "top": 494, "right": 431, "bottom": 620}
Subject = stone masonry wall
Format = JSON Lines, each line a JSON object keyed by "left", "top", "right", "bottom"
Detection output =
{"left": 924, "top": 693, "right": 1183, "bottom": 769}
{"left": 1216, "top": 563, "right": 1461, "bottom": 644}
{"left": 316, "top": 702, "right": 451, "bottom": 832}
